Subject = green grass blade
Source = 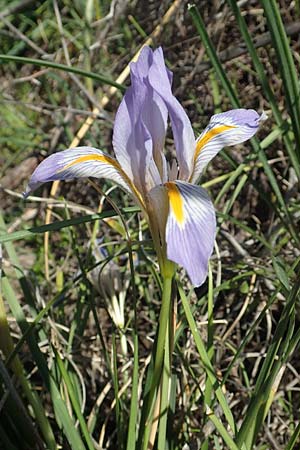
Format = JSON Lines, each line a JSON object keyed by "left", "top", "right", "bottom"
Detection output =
{"left": 188, "top": 3, "right": 298, "bottom": 244}
{"left": 54, "top": 349, "right": 95, "bottom": 450}
{"left": 0, "top": 206, "right": 140, "bottom": 244}
{"left": 260, "top": 0, "right": 300, "bottom": 157}
{"left": 227, "top": 0, "right": 300, "bottom": 179}
{"left": 206, "top": 407, "right": 240, "bottom": 450}
{"left": 285, "top": 421, "right": 300, "bottom": 450}
{"left": 1, "top": 274, "right": 87, "bottom": 450}
{"left": 0, "top": 54, "right": 125, "bottom": 91}
{"left": 157, "top": 319, "right": 170, "bottom": 449}
{"left": 179, "top": 285, "right": 236, "bottom": 434}
{"left": 126, "top": 332, "right": 139, "bottom": 450}
{"left": 236, "top": 264, "right": 300, "bottom": 448}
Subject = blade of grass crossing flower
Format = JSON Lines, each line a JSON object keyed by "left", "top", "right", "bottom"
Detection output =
{"left": 54, "top": 348, "right": 95, "bottom": 450}
{"left": 227, "top": 0, "right": 300, "bottom": 180}
{"left": 260, "top": 0, "right": 300, "bottom": 159}
{"left": 179, "top": 285, "right": 236, "bottom": 434}
{"left": 0, "top": 206, "right": 140, "bottom": 244}
{"left": 188, "top": 4, "right": 298, "bottom": 244}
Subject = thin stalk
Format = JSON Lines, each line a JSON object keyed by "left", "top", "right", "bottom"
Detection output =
{"left": 126, "top": 236, "right": 140, "bottom": 450}
{"left": 141, "top": 274, "right": 173, "bottom": 450}
{"left": 204, "top": 264, "right": 214, "bottom": 419}
{"left": 157, "top": 304, "right": 172, "bottom": 449}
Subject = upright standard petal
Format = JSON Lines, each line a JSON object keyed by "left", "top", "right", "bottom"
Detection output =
{"left": 164, "top": 181, "right": 216, "bottom": 287}
{"left": 113, "top": 46, "right": 168, "bottom": 191}
{"left": 148, "top": 48, "right": 196, "bottom": 181}
{"left": 191, "top": 109, "right": 265, "bottom": 183}
{"left": 23, "top": 146, "right": 138, "bottom": 199}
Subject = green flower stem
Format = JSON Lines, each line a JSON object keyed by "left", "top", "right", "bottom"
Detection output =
{"left": 142, "top": 269, "right": 174, "bottom": 449}
{"left": 157, "top": 316, "right": 171, "bottom": 449}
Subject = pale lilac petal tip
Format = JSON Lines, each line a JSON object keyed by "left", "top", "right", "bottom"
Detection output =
{"left": 191, "top": 108, "right": 265, "bottom": 182}
{"left": 211, "top": 108, "right": 264, "bottom": 128}
{"left": 130, "top": 46, "right": 154, "bottom": 79}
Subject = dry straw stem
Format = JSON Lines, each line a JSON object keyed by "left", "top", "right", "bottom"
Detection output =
{"left": 43, "top": 0, "right": 182, "bottom": 279}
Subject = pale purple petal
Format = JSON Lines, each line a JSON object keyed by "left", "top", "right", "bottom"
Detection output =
{"left": 148, "top": 48, "right": 195, "bottom": 181}
{"left": 165, "top": 181, "right": 216, "bottom": 286}
{"left": 191, "top": 109, "right": 266, "bottom": 182}
{"left": 23, "top": 146, "right": 132, "bottom": 197}
{"left": 113, "top": 46, "right": 169, "bottom": 191}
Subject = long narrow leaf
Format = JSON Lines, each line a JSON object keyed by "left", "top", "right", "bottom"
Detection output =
{"left": 0, "top": 54, "right": 125, "bottom": 91}
{"left": 227, "top": 0, "right": 300, "bottom": 179}
{"left": 188, "top": 4, "right": 298, "bottom": 244}
{"left": 0, "top": 206, "right": 140, "bottom": 244}
{"left": 179, "top": 285, "right": 236, "bottom": 434}
{"left": 260, "top": 0, "right": 300, "bottom": 157}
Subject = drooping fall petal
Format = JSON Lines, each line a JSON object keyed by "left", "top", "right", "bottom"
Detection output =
{"left": 23, "top": 146, "right": 136, "bottom": 198}
{"left": 165, "top": 181, "right": 216, "bottom": 287}
{"left": 190, "top": 109, "right": 266, "bottom": 183}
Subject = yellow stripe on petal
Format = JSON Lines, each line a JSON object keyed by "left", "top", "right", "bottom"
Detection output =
{"left": 59, "top": 154, "right": 120, "bottom": 171}
{"left": 165, "top": 182, "right": 185, "bottom": 225}
{"left": 194, "top": 124, "right": 236, "bottom": 160}
{"left": 58, "top": 153, "right": 146, "bottom": 208}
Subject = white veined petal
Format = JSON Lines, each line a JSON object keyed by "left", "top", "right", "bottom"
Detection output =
{"left": 191, "top": 109, "right": 265, "bottom": 183}
{"left": 165, "top": 181, "right": 216, "bottom": 287}
{"left": 24, "top": 146, "right": 139, "bottom": 200}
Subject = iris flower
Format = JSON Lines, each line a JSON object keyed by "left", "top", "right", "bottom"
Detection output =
{"left": 24, "top": 46, "right": 264, "bottom": 286}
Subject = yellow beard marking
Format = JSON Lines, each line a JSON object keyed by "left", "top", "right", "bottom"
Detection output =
{"left": 165, "top": 182, "right": 184, "bottom": 225}
{"left": 59, "top": 153, "right": 146, "bottom": 208}
{"left": 194, "top": 124, "right": 236, "bottom": 160}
